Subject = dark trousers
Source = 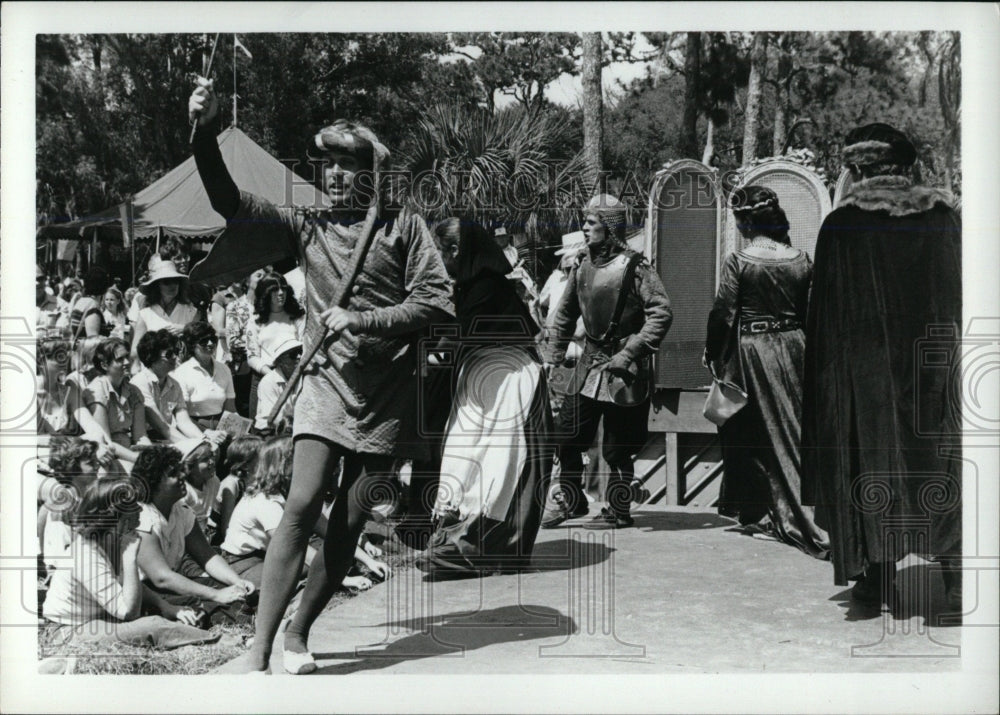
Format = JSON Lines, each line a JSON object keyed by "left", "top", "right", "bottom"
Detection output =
{"left": 555, "top": 391, "right": 650, "bottom": 516}
{"left": 232, "top": 369, "right": 252, "bottom": 418}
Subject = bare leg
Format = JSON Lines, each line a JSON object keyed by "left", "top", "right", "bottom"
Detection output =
{"left": 284, "top": 453, "right": 395, "bottom": 654}
{"left": 246, "top": 436, "right": 340, "bottom": 671}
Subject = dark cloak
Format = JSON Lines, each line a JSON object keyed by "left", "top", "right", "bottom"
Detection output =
{"left": 800, "top": 175, "right": 962, "bottom": 585}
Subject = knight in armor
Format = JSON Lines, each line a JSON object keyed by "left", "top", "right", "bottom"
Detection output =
{"left": 542, "top": 195, "right": 672, "bottom": 529}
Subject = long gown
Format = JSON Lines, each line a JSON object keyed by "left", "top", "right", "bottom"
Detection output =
{"left": 417, "top": 237, "right": 553, "bottom": 577}
{"left": 706, "top": 243, "right": 829, "bottom": 559}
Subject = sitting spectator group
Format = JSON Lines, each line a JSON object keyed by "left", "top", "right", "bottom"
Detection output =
{"left": 35, "top": 249, "right": 389, "bottom": 653}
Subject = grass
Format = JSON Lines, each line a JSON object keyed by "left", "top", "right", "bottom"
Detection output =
{"left": 38, "top": 520, "right": 419, "bottom": 675}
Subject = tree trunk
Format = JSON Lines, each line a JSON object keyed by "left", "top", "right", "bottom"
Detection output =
{"left": 581, "top": 32, "right": 604, "bottom": 190}
{"left": 681, "top": 32, "right": 701, "bottom": 159}
{"left": 773, "top": 49, "right": 792, "bottom": 155}
{"left": 742, "top": 33, "right": 768, "bottom": 167}
{"left": 701, "top": 116, "right": 715, "bottom": 165}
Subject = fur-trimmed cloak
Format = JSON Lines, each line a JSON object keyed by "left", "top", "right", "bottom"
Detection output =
{"left": 800, "top": 176, "right": 962, "bottom": 585}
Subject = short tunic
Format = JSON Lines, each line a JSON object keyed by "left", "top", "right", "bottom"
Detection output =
{"left": 227, "top": 193, "right": 454, "bottom": 459}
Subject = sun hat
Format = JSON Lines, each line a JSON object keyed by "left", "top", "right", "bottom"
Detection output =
{"left": 141, "top": 259, "right": 188, "bottom": 288}
{"left": 268, "top": 337, "right": 304, "bottom": 368}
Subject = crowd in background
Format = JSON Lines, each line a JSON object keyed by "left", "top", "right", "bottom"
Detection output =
{"left": 33, "top": 221, "right": 584, "bottom": 653}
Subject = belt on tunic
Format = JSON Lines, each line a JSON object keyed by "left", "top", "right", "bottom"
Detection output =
{"left": 740, "top": 318, "right": 802, "bottom": 335}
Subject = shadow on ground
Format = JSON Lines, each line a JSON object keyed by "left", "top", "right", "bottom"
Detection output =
{"left": 621, "top": 511, "right": 735, "bottom": 532}
{"left": 538, "top": 511, "right": 735, "bottom": 534}
{"left": 827, "top": 562, "right": 963, "bottom": 627}
{"left": 312, "top": 604, "right": 574, "bottom": 674}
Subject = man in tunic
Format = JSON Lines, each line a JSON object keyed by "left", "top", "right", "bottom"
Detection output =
{"left": 801, "top": 123, "right": 962, "bottom": 612}
{"left": 187, "top": 78, "right": 453, "bottom": 673}
{"left": 542, "top": 195, "right": 672, "bottom": 529}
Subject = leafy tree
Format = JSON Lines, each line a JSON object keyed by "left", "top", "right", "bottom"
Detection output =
{"left": 450, "top": 32, "right": 579, "bottom": 112}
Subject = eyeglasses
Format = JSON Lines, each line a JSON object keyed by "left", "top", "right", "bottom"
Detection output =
{"left": 157, "top": 351, "right": 177, "bottom": 362}
{"left": 198, "top": 337, "right": 218, "bottom": 349}
{"left": 278, "top": 350, "right": 303, "bottom": 362}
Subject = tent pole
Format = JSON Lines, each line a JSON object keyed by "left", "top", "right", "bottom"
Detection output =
{"left": 130, "top": 201, "right": 136, "bottom": 287}
{"left": 233, "top": 34, "right": 237, "bottom": 128}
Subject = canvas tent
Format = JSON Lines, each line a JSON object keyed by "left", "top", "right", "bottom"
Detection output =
{"left": 37, "top": 127, "right": 330, "bottom": 243}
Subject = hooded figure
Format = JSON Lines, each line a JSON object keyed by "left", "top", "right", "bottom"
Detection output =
{"left": 415, "top": 217, "right": 552, "bottom": 577}
{"left": 801, "top": 123, "right": 962, "bottom": 610}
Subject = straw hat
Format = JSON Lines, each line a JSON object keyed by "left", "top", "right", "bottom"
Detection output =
{"left": 268, "top": 337, "right": 303, "bottom": 368}
{"left": 141, "top": 258, "right": 188, "bottom": 287}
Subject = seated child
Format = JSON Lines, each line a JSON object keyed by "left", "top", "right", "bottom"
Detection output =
{"left": 220, "top": 436, "right": 391, "bottom": 591}
{"left": 177, "top": 438, "right": 221, "bottom": 536}
{"left": 43, "top": 477, "right": 218, "bottom": 650}
{"left": 210, "top": 434, "right": 263, "bottom": 546}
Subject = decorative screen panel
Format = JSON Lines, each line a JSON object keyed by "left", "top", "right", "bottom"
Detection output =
{"left": 649, "top": 161, "right": 720, "bottom": 389}
{"left": 728, "top": 161, "right": 832, "bottom": 259}
{"left": 833, "top": 169, "right": 854, "bottom": 208}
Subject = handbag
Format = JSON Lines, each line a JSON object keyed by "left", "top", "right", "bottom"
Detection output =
{"left": 702, "top": 377, "right": 747, "bottom": 426}
{"left": 702, "top": 301, "right": 747, "bottom": 425}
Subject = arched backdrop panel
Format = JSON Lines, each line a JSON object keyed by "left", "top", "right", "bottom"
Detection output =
{"left": 833, "top": 168, "right": 854, "bottom": 207}
{"left": 726, "top": 161, "right": 831, "bottom": 259}
{"left": 648, "top": 160, "right": 720, "bottom": 389}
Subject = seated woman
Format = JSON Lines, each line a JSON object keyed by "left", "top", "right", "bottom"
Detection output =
{"left": 42, "top": 477, "right": 218, "bottom": 649}
{"left": 130, "top": 258, "right": 200, "bottom": 367}
{"left": 38, "top": 437, "right": 111, "bottom": 575}
{"left": 68, "top": 267, "right": 111, "bottom": 341}
{"left": 210, "top": 434, "right": 263, "bottom": 546}
{"left": 130, "top": 329, "right": 225, "bottom": 445}
{"left": 37, "top": 336, "right": 108, "bottom": 446}
{"left": 83, "top": 338, "right": 151, "bottom": 469}
{"left": 417, "top": 217, "right": 553, "bottom": 577}
{"left": 177, "top": 437, "right": 221, "bottom": 536}
{"left": 132, "top": 445, "right": 256, "bottom": 626}
{"left": 171, "top": 321, "right": 236, "bottom": 431}
{"left": 37, "top": 337, "right": 75, "bottom": 437}
{"left": 219, "top": 437, "right": 391, "bottom": 591}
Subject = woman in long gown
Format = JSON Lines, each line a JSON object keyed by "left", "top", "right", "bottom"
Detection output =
{"left": 705, "top": 186, "right": 828, "bottom": 559}
{"left": 417, "top": 218, "right": 553, "bottom": 577}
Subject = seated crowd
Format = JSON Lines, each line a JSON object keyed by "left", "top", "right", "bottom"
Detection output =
{"left": 35, "top": 258, "right": 390, "bottom": 653}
